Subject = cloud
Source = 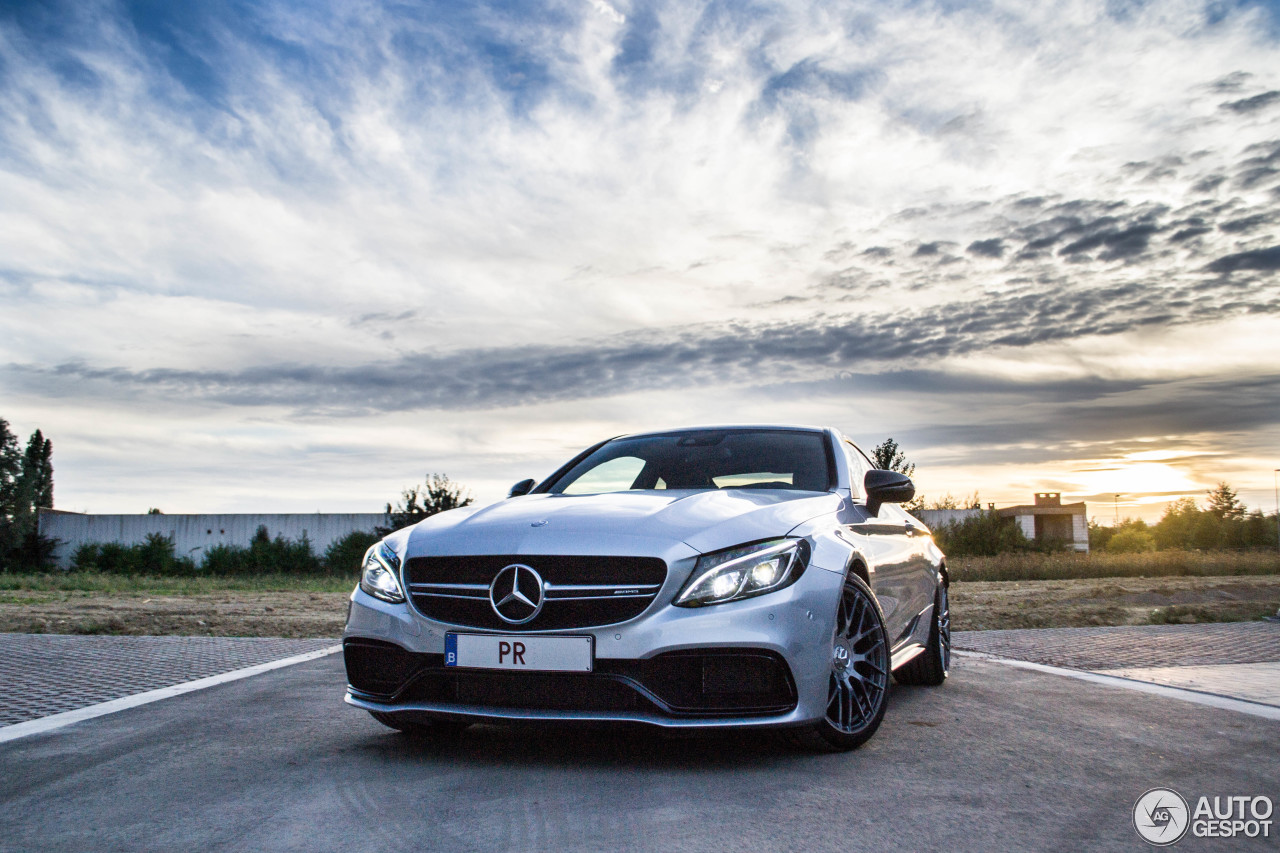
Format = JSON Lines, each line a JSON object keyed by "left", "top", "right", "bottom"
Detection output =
{"left": 1205, "top": 246, "right": 1280, "bottom": 272}
{"left": 2, "top": 0, "right": 1280, "bottom": 513}
{"left": 966, "top": 238, "right": 1005, "bottom": 258}
{"left": 1221, "top": 90, "right": 1280, "bottom": 113}
{"left": 11, "top": 260, "right": 1278, "bottom": 415}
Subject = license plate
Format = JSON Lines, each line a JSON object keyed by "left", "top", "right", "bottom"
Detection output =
{"left": 445, "top": 633, "right": 593, "bottom": 672}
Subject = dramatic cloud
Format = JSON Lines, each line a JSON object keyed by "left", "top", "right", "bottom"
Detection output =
{"left": 1, "top": 0, "right": 1279, "bottom": 516}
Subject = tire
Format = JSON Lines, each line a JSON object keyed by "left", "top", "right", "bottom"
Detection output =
{"left": 369, "top": 711, "right": 470, "bottom": 739}
{"left": 785, "top": 573, "right": 890, "bottom": 752}
{"left": 894, "top": 583, "right": 950, "bottom": 686}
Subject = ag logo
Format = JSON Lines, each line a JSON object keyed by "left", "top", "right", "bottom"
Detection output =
{"left": 1134, "top": 788, "right": 1190, "bottom": 846}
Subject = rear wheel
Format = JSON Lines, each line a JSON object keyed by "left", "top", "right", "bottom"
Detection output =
{"left": 894, "top": 583, "right": 950, "bottom": 686}
{"left": 785, "top": 573, "right": 890, "bottom": 752}
{"left": 369, "top": 711, "right": 470, "bottom": 739}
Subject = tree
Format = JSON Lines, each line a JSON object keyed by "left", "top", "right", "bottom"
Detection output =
{"left": 1152, "top": 497, "right": 1200, "bottom": 550}
{"left": 1191, "top": 513, "right": 1222, "bottom": 550}
{"left": 925, "top": 492, "right": 981, "bottom": 510}
{"left": 8, "top": 429, "right": 54, "bottom": 543}
{"left": 0, "top": 419, "right": 55, "bottom": 571}
{"left": 1092, "top": 516, "right": 1149, "bottom": 551}
{"left": 1205, "top": 482, "right": 1245, "bottom": 521}
{"left": 0, "top": 418, "right": 19, "bottom": 521}
{"left": 871, "top": 438, "right": 915, "bottom": 477}
{"left": 383, "top": 473, "right": 474, "bottom": 532}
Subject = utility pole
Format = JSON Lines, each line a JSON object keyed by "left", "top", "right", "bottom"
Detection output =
{"left": 1274, "top": 469, "right": 1279, "bottom": 554}
{"left": 1114, "top": 494, "right": 1119, "bottom": 524}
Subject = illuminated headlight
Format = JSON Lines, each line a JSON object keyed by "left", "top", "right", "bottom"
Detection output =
{"left": 674, "top": 539, "right": 809, "bottom": 607}
{"left": 359, "top": 541, "right": 405, "bottom": 604}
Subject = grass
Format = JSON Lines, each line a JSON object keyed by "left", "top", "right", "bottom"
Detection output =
{"left": 949, "top": 550, "right": 1280, "bottom": 582}
{"left": 3, "top": 549, "right": 1278, "bottom": 598}
{"left": 0, "top": 571, "right": 359, "bottom": 595}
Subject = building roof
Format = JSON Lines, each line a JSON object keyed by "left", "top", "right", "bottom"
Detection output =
{"left": 995, "top": 502, "right": 1087, "bottom": 517}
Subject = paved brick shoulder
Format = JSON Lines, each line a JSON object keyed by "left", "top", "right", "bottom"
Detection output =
{"left": 0, "top": 634, "right": 337, "bottom": 726}
{"left": 954, "top": 621, "right": 1280, "bottom": 671}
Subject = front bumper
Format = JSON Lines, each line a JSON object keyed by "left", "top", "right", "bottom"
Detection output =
{"left": 343, "top": 561, "right": 845, "bottom": 729}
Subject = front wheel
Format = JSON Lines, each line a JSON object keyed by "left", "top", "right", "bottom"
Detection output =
{"left": 785, "top": 573, "right": 890, "bottom": 752}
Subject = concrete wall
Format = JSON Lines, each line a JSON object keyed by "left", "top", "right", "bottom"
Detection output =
{"left": 38, "top": 510, "right": 392, "bottom": 569}
{"left": 1072, "top": 514, "right": 1090, "bottom": 553}
{"left": 914, "top": 508, "right": 982, "bottom": 529}
{"left": 1014, "top": 514, "right": 1037, "bottom": 541}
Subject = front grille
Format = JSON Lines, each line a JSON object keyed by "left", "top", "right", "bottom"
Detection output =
{"left": 403, "top": 669, "right": 646, "bottom": 713}
{"left": 404, "top": 554, "right": 668, "bottom": 631}
{"left": 345, "top": 639, "right": 797, "bottom": 717}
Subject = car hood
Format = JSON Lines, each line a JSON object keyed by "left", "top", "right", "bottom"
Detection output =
{"left": 404, "top": 489, "right": 843, "bottom": 559}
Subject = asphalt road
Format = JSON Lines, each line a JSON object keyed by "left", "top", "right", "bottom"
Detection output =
{"left": 2, "top": 655, "right": 1277, "bottom": 853}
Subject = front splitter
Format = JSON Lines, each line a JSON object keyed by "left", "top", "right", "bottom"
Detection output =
{"left": 345, "top": 691, "right": 815, "bottom": 730}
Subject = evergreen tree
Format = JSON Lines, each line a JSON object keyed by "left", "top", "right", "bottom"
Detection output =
{"left": 9, "top": 429, "right": 54, "bottom": 542}
{"left": 1205, "top": 482, "right": 1245, "bottom": 521}
{"left": 0, "top": 419, "right": 55, "bottom": 569}
{"left": 0, "top": 419, "right": 18, "bottom": 563}
{"left": 0, "top": 419, "right": 19, "bottom": 515}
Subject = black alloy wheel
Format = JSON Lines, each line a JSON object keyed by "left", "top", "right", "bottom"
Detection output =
{"left": 786, "top": 573, "right": 890, "bottom": 752}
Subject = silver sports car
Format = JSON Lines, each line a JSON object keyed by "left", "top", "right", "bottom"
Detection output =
{"left": 343, "top": 425, "right": 950, "bottom": 750}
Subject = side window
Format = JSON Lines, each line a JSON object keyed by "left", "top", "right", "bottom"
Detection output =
{"left": 843, "top": 441, "right": 870, "bottom": 500}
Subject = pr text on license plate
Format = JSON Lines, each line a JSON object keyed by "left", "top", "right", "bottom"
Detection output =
{"left": 444, "top": 633, "right": 593, "bottom": 672}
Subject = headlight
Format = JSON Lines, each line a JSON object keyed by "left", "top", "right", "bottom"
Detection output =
{"left": 674, "top": 539, "right": 809, "bottom": 607}
{"left": 359, "top": 541, "right": 405, "bottom": 604}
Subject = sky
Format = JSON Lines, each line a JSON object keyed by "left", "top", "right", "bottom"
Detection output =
{"left": 1, "top": 0, "right": 1279, "bottom": 522}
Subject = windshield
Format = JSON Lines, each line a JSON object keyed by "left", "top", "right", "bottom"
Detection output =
{"left": 547, "top": 429, "right": 833, "bottom": 495}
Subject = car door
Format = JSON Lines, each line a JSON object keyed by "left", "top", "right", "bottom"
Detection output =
{"left": 872, "top": 500, "right": 934, "bottom": 642}
{"left": 837, "top": 440, "right": 922, "bottom": 645}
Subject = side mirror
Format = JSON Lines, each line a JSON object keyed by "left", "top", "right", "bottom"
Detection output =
{"left": 508, "top": 478, "right": 536, "bottom": 498}
{"left": 864, "top": 469, "right": 915, "bottom": 517}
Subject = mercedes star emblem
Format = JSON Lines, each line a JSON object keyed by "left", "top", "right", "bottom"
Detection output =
{"left": 489, "top": 564, "right": 546, "bottom": 624}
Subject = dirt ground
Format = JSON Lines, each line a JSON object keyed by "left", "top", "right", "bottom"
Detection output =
{"left": 0, "top": 591, "right": 352, "bottom": 638}
{"left": 950, "top": 574, "right": 1280, "bottom": 631}
{"left": 1, "top": 575, "right": 1277, "bottom": 637}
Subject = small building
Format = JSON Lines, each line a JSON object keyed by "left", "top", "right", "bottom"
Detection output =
{"left": 915, "top": 492, "right": 1090, "bottom": 553}
{"left": 995, "top": 493, "right": 1089, "bottom": 553}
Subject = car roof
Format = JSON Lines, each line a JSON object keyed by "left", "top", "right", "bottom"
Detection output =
{"left": 614, "top": 424, "right": 832, "bottom": 440}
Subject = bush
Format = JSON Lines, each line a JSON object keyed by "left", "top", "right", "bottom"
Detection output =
{"left": 69, "top": 535, "right": 197, "bottom": 575}
{"left": 324, "top": 530, "right": 380, "bottom": 574}
{"left": 1105, "top": 527, "right": 1156, "bottom": 553}
{"left": 1, "top": 531, "right": 61, "bottom": 571}
{"left": 932, "top": 510, "right": 1032, "bottom": 557}
{"left": 200, "top": 525, "right": 320, "bottom": 575}
{"left": 63, "top": 526, "right": 379, "bottom": 576}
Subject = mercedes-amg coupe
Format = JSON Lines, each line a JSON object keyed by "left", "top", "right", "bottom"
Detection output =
{"left": 343, "top": 425, "right": 950, "bottom": 750}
